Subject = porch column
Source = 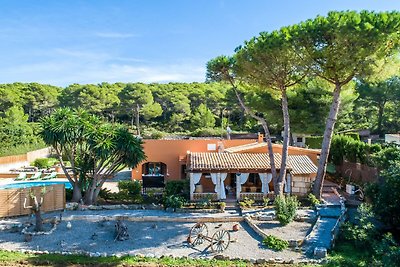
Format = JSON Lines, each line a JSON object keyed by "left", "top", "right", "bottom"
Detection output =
{"left": 236, "top": 173, "right": 249, "bottom": 200}
{"left": 189, "top": 173, "right": 202, "bottom": 201}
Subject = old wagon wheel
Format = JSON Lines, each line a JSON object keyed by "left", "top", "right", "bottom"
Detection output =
{"left": 189, "top": 223, "right": 208, "bottom": 246}
{"left": 211, "top": 229, "right": 230, "bottom": 252}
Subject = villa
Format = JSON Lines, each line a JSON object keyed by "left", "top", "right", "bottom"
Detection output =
{"left": 131, "top": 134, "right": 320, "bottom": 201}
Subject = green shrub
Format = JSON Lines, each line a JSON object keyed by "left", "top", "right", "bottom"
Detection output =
{"left": 274, "top": 195, "right": 299, "bottom": 225}
{"left": 340, "top": 203, "right": 377, "bottom": 248}
{"left": 33, "top": 158, "right": 52, "bottom": 169}
{"left": 307, "top": 193, "right": 320, "bottom": 207}
{"left": 263, "top": 197, "right": 270, "bottom": 207}
{"left": 372, "top": 233, "right": 400, "bottom": 267}
{"left": 164, "top": 195, "right": 185, "bottom": 209}
{"left": 118, "top": 180, "right": 141, "bottom": 196}
{"left": 239, "top": 197, "right": 254, "bottom": 208}
{"left": 191, "top": 127, "right": 224, "bottom": 137}
{"left": 262, "top": 235, "right": 289, "bottom": 251}
{"left": 164, "top": 180, "right": 189, "bottom": 200}
{"left": 142, "top": 128, "right": 166, "bottom": 139}
{"left": 65, "top": 188, "right": 73, "bottom": 201}
{"left": 305, "top": 136, "right": 323, "bottom": 149}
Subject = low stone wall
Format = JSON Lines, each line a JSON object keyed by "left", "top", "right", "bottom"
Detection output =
{"left": 291, "top": 175, "right": 313, "bottom": 196}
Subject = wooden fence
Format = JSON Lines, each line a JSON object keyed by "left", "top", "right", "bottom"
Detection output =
{"left": 0, "top": 184, "right": 65, "bottom": 218}
{"left": 336, "top": 161, "right": 378, "bottom": 184}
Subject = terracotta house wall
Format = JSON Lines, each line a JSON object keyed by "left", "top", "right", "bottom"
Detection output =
{"left": 131, "top": 139, "right": 256, "bottom": 180}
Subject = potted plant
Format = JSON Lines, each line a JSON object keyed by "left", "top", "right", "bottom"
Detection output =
{"left": 219, "top": 202, "right": 226, "bottom": 212}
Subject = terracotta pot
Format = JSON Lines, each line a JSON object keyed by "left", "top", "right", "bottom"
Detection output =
{"left": 232, "top": 224, "right": 240, "bottom": 231}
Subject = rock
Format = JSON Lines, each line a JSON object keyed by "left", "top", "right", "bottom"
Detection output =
{"left": 256, "top": 259, "right": 266, "bottom": 264}
{"left": 88, "top": 205, "right": 103, "bottom": 210}
{"left": 103, "top": 205, "right": 122, "bottom": 210}
{"left": 213, "top": 255, "right": 225, "bottom": 260}
{"left": 249, "top": 258, "right": 257, "bottom": 264}
{"left": 314, "top": 247, "right": 327, "bottom": 259}
{"left": 275, "top": 257, "right": 284, "bottom": 263}
{"left": 267, "top": 258, "right": 275, "bottom": 263}
{"left": 24, "top": 234, "right": 32, "bottom": 242}
{"left": 165, "top": 207, "right": 174, "bottom": 213}
{"left": 288, "top": 239, "right": 298, "bottom": 247}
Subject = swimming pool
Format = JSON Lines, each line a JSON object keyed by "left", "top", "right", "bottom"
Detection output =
{"left": 0, "top": 181, "right": 72, "bottom": 190}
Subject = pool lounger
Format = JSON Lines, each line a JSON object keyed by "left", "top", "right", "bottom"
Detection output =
{"left": 41, "top": 172, "right": 57, "bottom": 180}
{"left": 14, "top": 172, "right": 27, "bottom": 181}
{"left": 28, "top": 172, "right": 42, "bottom": 180}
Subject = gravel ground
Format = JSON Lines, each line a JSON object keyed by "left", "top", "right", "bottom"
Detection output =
{"left": 252, "top": 220, "right": 313, "bottom": 241}
{"left": 0, "top": 211, "right": 308, "bottom": 261}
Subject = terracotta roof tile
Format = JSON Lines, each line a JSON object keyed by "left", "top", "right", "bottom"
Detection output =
{"left": 188, "top": 152, "right": 317, "bottom": 175}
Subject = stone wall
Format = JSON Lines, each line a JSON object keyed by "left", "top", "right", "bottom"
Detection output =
{"left": 291, "top": 175, "right": 313, "bottom": 196}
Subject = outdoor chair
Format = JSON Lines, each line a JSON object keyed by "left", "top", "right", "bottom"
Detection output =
{"left": 28, "top": 172, "right": 42, "bottom": 180}
{"left": 14, "top": 172, "right": 27, "bottom": 181}
{"left": 41, "top": 172, "right": 57, "bottom": 180}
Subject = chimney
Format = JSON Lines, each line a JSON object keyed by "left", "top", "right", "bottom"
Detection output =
{"left": 217, "top": 141, "right": 224, "bottom": 153}
{"left": 258, "top": 133, "right": 264, "bottom": 143}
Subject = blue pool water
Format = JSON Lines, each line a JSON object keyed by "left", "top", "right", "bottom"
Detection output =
{"left": 0, "top": 181, "right": 72, "bottom": 189}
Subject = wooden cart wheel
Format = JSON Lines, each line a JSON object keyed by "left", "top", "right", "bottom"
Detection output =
{"left": 211, "top": 230, "right": 230, "bottom": 252}
{"left": 189, "top": 223, "right": 208, "bottom": 246}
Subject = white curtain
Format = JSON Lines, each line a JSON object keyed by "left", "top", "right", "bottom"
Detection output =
{"left": 190, "top": 173, "right": 202, "bottom": 193}
{"left": 210, "top": 173, "right": 219, "bottom": 198}
{"left": 236, "top": 173, "right": 249, "bottom": 194}
{"left": 284, "top": 173, "right": 291, "bottom": 193}
{"left": 236, "top": 173, "right": 249, "bottom": 200}
{"left": 259, "top": 173, "right": 272, "bottom": 194}
{"left": 219, "top": 173, "right": 228, "bottom": 199}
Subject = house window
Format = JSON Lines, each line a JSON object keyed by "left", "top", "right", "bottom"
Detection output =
{"left": 296, "top": 137, "right": 303, "bottom": 143}
{"left": 143, "top": 162, "right": 165, "bottom": 176}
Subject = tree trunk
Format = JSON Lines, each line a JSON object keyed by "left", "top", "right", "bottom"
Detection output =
{"left": 313, "top": 83, "right": 342, "bottom": 199}
{"left": 232, "top": 88, "right": 278, "bottom": 193}
{"left": 34, "top": 209, "right": 43, "bottom": 232}
{"left": 135, "top": 103, "right": 141, "bottom": 136}
{"left": 277, "top": 88, "right": 290, "bottom": 195}
{"left": 84, "top": 185, "right": 96, "bottom": 205}
{"left": 71, "top": 184, "right": 82, "bottom": 203}
{"left": 377, "top": 102, "right": 385, "bottom": 135}
{"left": 131, "top": 109, "right": 135, "bottom": 129}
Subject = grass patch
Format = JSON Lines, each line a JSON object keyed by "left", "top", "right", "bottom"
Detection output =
{"left": 0, "top": 143, "right": 47, "bottom": 157}
{"left": 0, "top": 250, "right": 252, "bottom": 267}
{"left": 326, "top": 242, "right": 371, "bottom": 267}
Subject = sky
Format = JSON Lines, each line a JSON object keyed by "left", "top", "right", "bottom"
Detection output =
{"left": 1, "top": 0, "right": 399, "bottom": 87}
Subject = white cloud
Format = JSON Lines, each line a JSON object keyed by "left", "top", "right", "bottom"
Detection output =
{"left": 0, "top": 60, "right": 206, "bottom": 86}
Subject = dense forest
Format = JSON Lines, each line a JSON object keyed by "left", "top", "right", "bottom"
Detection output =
{"left": 0, "top": 75, "right": 399, "bottom": 156}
